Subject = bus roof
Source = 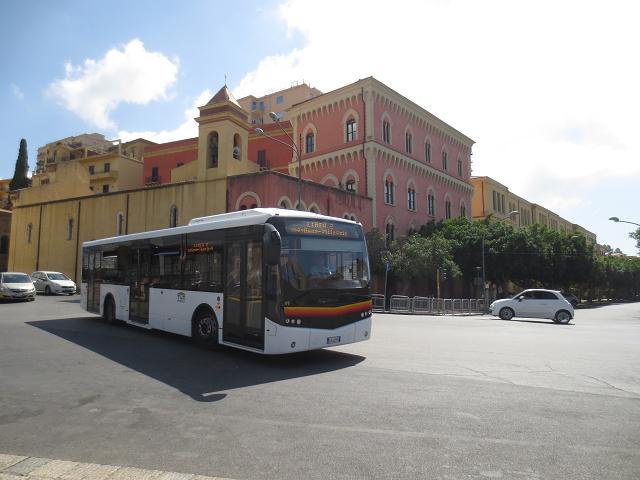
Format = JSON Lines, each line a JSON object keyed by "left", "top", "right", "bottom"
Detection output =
{"left": 82, "top": 208, "right": 359, "bottom": 248}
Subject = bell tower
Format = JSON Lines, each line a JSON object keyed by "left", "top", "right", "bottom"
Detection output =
{"left": 195, "top": 85, "right": 258, "bottom": 181}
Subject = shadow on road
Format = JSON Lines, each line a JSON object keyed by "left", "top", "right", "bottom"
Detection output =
{"left": 485, "top": 317, "right": 573, "bottom": 326}
{"left": 28, "top": 316, "right": 365, "bottom": 403}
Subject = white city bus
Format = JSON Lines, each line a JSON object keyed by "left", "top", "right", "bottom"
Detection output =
{"left": 81, "top": 208, "right": 372, "bottom": 354}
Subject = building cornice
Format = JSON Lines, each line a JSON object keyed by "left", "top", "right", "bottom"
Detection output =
{"left": 372, "top": 142, "right": 474, "bottom": 193}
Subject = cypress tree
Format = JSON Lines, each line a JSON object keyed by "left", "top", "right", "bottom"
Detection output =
{"left": 9, "top": 138, "right": 30, "bottom": 191}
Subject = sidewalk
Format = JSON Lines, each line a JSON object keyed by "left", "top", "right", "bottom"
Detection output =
{"left": 0, "top": 454, "right": 233, "bottom": 480}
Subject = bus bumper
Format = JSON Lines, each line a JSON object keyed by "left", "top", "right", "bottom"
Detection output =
{"left": 263, "top": 317, "right": 372, "bottom": 354}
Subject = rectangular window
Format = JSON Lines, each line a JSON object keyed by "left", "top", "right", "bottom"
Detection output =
{"left": 257, "top": 149, "right": 267, "bottom": 168}
{"left": 276, "top": 95, "right": 284, "bottom": 104}
{"left": 88, "top": 165, "right": 95, "bottom": 175}
{"left": 305, "top": 134, "right": 315, "bottom": 154}
{"left": 67, "top": 218, "right": 74, "bottom": 241}
{"left": 428, "top": 194, "right": 435, "bottom": 216}
{"left": 492, "top": 191, "right": 497, "bottom": 211}
{"left": 346, "top": 120, "right": 357, "bottom": 142}
{"left": 102, "top": 184, "right": 109, "bottom": 193}
{"left": 259, "top": 101, "right": 264, "bottom": 111}
{"left": 104, "top": 162, "right": 110, "bottom": 173}
{"left": 151, "top": 166, "right": 159, "bottom": 179}
{"left": 251, "top": 101, "right": 256, "bottom": 110}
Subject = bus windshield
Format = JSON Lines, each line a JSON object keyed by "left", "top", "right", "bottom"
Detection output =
{"left": 271, "top": 218, "right": 370, "bottom": 293}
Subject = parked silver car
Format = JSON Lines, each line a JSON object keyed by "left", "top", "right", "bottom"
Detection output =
{"left": 0, "top": 272, "right": 36, "bottom": 301}
{"left": 31, "top": 271, "right": 77, "bottom": 295}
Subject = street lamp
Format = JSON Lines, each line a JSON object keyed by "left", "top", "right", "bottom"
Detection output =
{"left": 609, "top": 217, "right": 640, "bottom": 227}
{"left": 481, "top": 210, "right": 520, "bottom": 311}
{"left": 255, "top": 112, "right": 303, "bottom": 210}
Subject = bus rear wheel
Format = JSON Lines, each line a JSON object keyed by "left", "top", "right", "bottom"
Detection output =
{"left": 103, "top": 297, "right": 116, "bottom": 325}
{"left": 192, "top": 309, "right": 218, "bottom": 348}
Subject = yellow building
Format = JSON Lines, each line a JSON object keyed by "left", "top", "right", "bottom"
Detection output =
{"left": 238, "top": 82, "right": 322, "bottom": 125}
{"left": 470, "top": 176, "right": 596, "bottom": 242}
{"left": 8, "top": 86, "right": 258, "bottom": 282}
{"left": 0, "top": 178, "right": 11, "bottom": 209}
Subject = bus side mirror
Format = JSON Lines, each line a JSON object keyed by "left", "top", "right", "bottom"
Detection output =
{"left": 264, "top": 224, "right": 281, "bottom": 266}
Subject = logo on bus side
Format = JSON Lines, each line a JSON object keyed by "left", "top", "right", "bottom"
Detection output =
{"left": 177, "top": 292, "right": 186, "bottom": 303}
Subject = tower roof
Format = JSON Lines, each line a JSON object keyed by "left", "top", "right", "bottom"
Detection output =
{"left": 206, "top": 85, "right": 241, "bottom": 108}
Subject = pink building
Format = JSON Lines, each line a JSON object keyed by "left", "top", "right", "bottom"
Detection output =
{"left": 143, "top": 78, "right": 474, "bottom": 239}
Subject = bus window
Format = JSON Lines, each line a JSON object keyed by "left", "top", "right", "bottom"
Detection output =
{"left": 150, "top": 235, "right": 182, "bottom": 289}
{"left": 184, "top": 233, "right": 223, "bottom": 292}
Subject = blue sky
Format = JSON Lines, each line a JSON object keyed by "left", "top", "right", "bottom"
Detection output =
{"left": 1, "top": 0, "right": 639, "bottom": 253}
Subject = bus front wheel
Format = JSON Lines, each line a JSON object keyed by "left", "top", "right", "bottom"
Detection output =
{"left": 192, "top": 309, "right": 218, "bottom": 348}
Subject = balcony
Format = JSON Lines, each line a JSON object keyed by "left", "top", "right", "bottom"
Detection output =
{"left": 89, "top": 169, "right": 118, "bottom": 181}
{"left": 145, "top": 175, "right": 161, "bottom": 185}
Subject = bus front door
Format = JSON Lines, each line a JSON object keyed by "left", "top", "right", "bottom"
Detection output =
{"left": 223, "top": 240, "right": 264, "bottom": 349}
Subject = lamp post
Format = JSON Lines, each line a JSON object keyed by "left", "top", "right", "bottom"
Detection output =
{"left": 609, "top": 217, "right": 640, "bottom": 227}
{"left": 481, "top": 210, "right": 520, "bottom": 310}
{"left": 255, "top": 112, "right": 303, "bottom": 210}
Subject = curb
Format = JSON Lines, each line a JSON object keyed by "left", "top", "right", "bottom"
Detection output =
{"left": 0, "top": 454, "right": 234, "bottom": 480}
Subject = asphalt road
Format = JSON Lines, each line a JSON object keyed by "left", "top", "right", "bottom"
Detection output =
{"left": 1, "top": 296, "right": 639, "bottom": 480}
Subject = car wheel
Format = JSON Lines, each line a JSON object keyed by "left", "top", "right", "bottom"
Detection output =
{"left": 554, "top": 310, "right": 571, "bottom": 324}
{"left": 192, "top": 309, "right": 218, "bottom": 348}
{"left": 103, "top": 297, "right": 117, "bottom": 325}
{"left": 499, "top": 307, "right": 514, "bottom": 320}
{"left": 44, "top": 285, "right": 51, "bottom": 296}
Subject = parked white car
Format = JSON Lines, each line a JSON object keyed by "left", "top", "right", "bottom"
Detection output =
{"left": 0, "top": 272, "right": 36, "bottom": 301}
{"left": 31, "top": 271, "right": 77, "bottom": 295}
{"left": 489, "top": 289, "right": 574, "bottom": 324}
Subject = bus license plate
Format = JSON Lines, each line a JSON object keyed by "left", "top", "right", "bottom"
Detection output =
{"left": 326, "top": 336, "right": 341, "bottom": 345}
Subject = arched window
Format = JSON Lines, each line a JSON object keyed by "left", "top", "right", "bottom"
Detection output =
{"left": 26, "top": 223, "right": 33, "bottom": 244}
{"left": 233, "top": 133, "right": 241, "bottom": 160}
{"left": 382, "top": 119, "right": 391, "bottom": 144}
{"left": 0, "top": 235, "right": 8, "bottom": 254}
{"left": 442, "top": 150, "right": 448, "bottom": 170}
{"left": 384, "top": 175, "right": 395, "bottom": 205}
{"left": 460, "top": 202, "right": 467, "bottom": 218}
{"left": 427, "top": 191, "right": 436, "bottom": 216}
{"left": 457, "top": 157, "right": 463, "bottom": 176}
{"left": 385, "top": 220, "right": 395, "bottom": 244}
{"left": 240, "top": 205, "right": 247, "bottom": 210}
{"left": 305, "top": 132, "right": 315, "bottom": 154}
{"left": 279, "top": 201, "right": 288, "bottom": 209}
{"left": 407, "top": 185, "right": 416, "bottom": 211}
{"left": 405, "top": 131, "right": 412, "bottom": 153}
{"left": 169, "top": 205, "right": 178, "bottom": 228}
{"left": 208, "top": 131, "right": 219, "bottom": 168}
{"left": 67, "top": 218, "right": 74, "bottom": 241}
{"left": 346, "top": 118, "right": 357, "bottom": 142}
{"left": 309, "top": 205, "right": 319, "bottom": 214}
{"left": 425, "top": 141, "right": 431, "bottom": 163}
{"left": 116, "top": 212, "right": 124, "bottom": 236}
{"left": 342, "top": 170, "right": 359, "bottom": 193}
{"left": 445, "top": 197, "right": 452, "bottom": 219}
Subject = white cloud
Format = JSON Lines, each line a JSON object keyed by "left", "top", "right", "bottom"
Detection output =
{"left": 234, "top": 1, "right": 640, "bottom": 237}
{"left": 11, "top": 83, "right": 24, "bottom": 100}
{"left": 118, "top": 89, "right": 211, "bottom": 143}
{"left": 48, "top": 39, "right": 179, "bottom": 129}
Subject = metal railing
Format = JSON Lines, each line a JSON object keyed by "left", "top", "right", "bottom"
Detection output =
{"left": 371, "top": 295, "right": 486, "bottom": 315}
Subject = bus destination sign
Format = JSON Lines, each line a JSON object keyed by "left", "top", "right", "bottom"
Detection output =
{"left": 286, "top": 221, "right": 356, "bottom": 238}
{"left": 187, "top": 242, "right": 215, "bottom": 254}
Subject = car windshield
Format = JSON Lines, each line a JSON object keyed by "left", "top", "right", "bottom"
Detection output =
{"left": 2, "top": 274, "right": 32, "bottom": 283}
{"left": 47, "top": 273, "right": 69, "bottom": 281}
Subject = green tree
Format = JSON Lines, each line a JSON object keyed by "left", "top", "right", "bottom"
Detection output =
{"left": 631, "top": 228, "right": 640, "bottom": 254}
{"left": 365, "top": 228, "right": 390, "bottom": 275}
{"left": 388, "top": 233, "right": 460, "bottom": 284}
{"left": 9, "top": 138, "right": 30, "bottom": 191}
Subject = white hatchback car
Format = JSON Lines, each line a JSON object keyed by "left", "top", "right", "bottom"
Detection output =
{"left": 489, "top": 289, "right": 574, "bottom": 324}
{"left": 31, "top": 271, "right": 77, "bottom": 295}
